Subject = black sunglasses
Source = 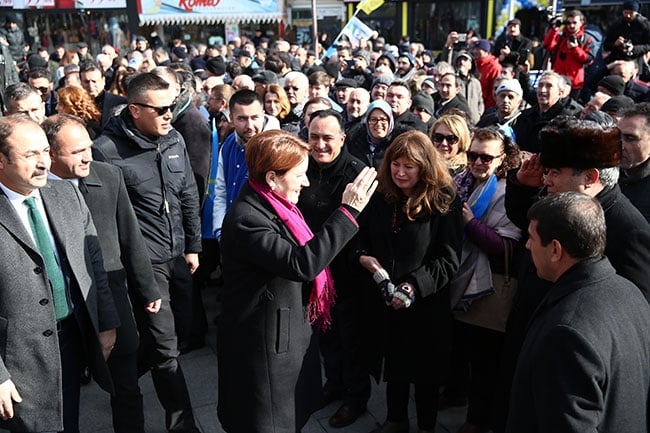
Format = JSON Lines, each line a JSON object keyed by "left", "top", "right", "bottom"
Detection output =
{"left": 432, "top": 133, "right": 459, "bottom": 145}
{"left": 467, "top": 151, "right": 502, "bottom": 164}
{"left": 131, "top": 102, "right": 177, "bottom": 116}
{"left": 284, "top": 86, "right": 300, "bottom": 92}
{"left": 35, "top": 86, "right": 49, "bottom": 94}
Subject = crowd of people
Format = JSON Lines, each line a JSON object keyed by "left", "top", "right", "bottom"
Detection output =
{"left": 1, "top": 1, "right": 650, "bottom": 433}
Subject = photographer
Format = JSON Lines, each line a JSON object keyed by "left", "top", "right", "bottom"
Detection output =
{"left": 603, "top": 0, "right": 650, "bottom": 62}
{"left": 543, "top": 9, "right": 595, "bottom": 97}
{"left": 493, "top": 19, "right": 534, "bottom": 68}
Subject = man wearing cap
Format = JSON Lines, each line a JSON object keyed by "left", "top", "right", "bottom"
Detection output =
{"left": 395, "top": 52, "right": 416, "bottom": 80}
{"left": 252, "top": 70, "right": 278, "bottom": 97}
{"left": 410, "top": 92, "right": 435, "bottom": 131}
{"left": 455, "top": 50, "right": 484, "bottom": 125}
{"left": 434, "top": 72, "right": 471, "bottom": 118}
{"left": 477, "top": 79, "right": 523, "bottom": 130}
{"left": 493, "top": 19, "right": 533, "bottom": 66}
{"left": 135, "top": 36, "right": 148, "bottom": 53}
{"left": 0, "top": 14, "right": 24, "bottom": 63}
{"left": 236, "top": 49, "right": 258, "bottom": 77}
{"left": 505, "top": 192, "right": 650, "bottom": 433}
{"left": 604, "top": 0, "right": 650, "bottom": 61}
{"left": 498, "top": 116, "right": 650, "bottom": 432}
{"left": 601, "top": 94, "right": 635, "bottom": 121}
{"left": 596, "top": 74, "right": 626, "bottom": 96}
{"left": 618, "top": 102, "right": 650, "bottom": 222}
{"left": 77, "top": 42, "right": 93, "bottom": 63}
{"left": 334, "top": 78, "right": 358, "bottom": 109}
{"left": 543, "top": 10, "right": 595, "bottom": 96}
{"left": 472, "top": 39, "right": 502, "bottom": 109}
{"left": 170, "top": 46, "right": 188, "bottom": 64}
{"left": 370, "top": 76, "right": 392, "bottom": 101}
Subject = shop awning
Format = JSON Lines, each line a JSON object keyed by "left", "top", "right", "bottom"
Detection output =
{"left": 138, "top": 0, "right": 284, "bottom": 26}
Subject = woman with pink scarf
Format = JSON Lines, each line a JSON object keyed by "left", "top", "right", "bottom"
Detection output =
{"left": 216, "top": 129, "right": 377, "bottom": 433}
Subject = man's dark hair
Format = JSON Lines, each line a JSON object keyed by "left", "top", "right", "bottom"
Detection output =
{"left": 277, "top": 52, "right": 292, "bottom": 68}
{"left": 229, "top": 89, "right": 263, "bottom": 112}
{"left": 528, "top": 192, "right": 606, "bottom": 259}
{"left": 27, "top": 68, "right": 50, "bottom": 82}
{"left": 264, "top": 54, "right": 283, "bottom": 74}
{"left": 42, "top": 113, "right": 87, "bottom": 152}
{"left": 309, "top": 70, "right": 332, "bottom": 87}
{"left": 309, "top": 108, "right": 344, "bottom": 131}
{"left": 79, "top": 61, "right": 102, "bottom": 74}
{"left": 566, "top": 9, "right": 585, "bottom": 21}
{"left": 389, "top": 80, "right": 412, "bottom": 95}
{"left": 619, "top": 102, "right": 650, "bottom": 126}
{"left": 303, "top": 96, "right": 332, "bottom": 116}
{"left": 126, "top": 73, "right": 170, "bottom": 103}
{"left": 5, "top": 82, "right": 39, "bottom": 104}
{"left": 439, "top": 72, "right": 459, "bottom": 87}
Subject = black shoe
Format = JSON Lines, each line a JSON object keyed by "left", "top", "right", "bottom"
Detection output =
{"left": 329, "top": 404, "right": 365, "bottom": 428}
{"left": 320, "top": 388, "right": 343, "bottom": 408}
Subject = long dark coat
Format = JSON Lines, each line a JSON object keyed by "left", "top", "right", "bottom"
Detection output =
{"left": 506, "top": 258, "right": 650, "bottom": 433}
{"left": 0, "top": 180, "right": 119, "bottom": 432}
{"left": 217, "top": 183, "right": 361, "bottom": 433}
{"left": 356, "top": 194, "right": 463, "bottom": 384}
{"left": 78, "top": 161, "right": 160, "bottom": 355}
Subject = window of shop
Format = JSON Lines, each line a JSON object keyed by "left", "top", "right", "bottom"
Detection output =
{"left": 411, "top": 0, "right": 481, "bottom": 50}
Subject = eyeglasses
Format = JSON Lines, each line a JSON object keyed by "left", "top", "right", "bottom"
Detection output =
{"left": 35, "top": 86, "right": 49, "bottom": 94}
{"left": 368, "top": 117, "right": 389, "bottom": 125}
{"left": 467, "top": 151, "right": 503, "bottom": 164}
{"left": 284, "top": 86, "right": 300, "bottom": 92}
{"left": 432, "top": 133, "right": 459, "bottom": 145}
{"left": 131, "top": 102, "right": 177, "bottom": 116}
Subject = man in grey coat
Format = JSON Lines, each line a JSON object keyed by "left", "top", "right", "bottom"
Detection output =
{"left": 44, "top": 113, "right": 161, "bottom": 433}
{"left": 506, "top": 192, "right": 650, "bottom": 433}
{"left": 0, "top": 115, "right": 119, "bottom": 432}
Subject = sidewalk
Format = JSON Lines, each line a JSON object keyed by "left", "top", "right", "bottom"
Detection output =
{"left": 18, "top": 286, "right": 469, "bottom": 433}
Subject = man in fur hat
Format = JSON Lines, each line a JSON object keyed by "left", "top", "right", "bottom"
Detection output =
{"left": 495, "top": 115, "right": 650, "bottom": 432}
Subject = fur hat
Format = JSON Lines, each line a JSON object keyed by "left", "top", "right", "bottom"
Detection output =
{"left": 540, "top": 116, "right": 621, "bottom": 170}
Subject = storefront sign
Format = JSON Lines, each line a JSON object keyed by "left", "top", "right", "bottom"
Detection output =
{"left": 138, "top": 0, "right": 284, "bottom": 25}
{"left": 76, "top": 0, "right": 127, "bottom": 8}
{"left": 1, "top": 0, "right": 126, "bottom": 8}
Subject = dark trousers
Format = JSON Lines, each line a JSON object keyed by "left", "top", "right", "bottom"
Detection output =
{"left": 135, "top": 258, "right": 197, "bottom": 433}
{"left": 107, "top": 350, "right": 144, "bottom": 433}
{"left": 165, "top": 256, "right": 194, "bottom": 346}
{"left": 453, "top": 320, "right": 504, "bottom": 429}
{"left": 386, "top": 380, "right": 439, "bottom": 430}
{"left": 320, "top": 296, "right": 370, "bottom": 409}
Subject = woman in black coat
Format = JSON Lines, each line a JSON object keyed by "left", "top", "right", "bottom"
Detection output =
{"left": 217, "top": 130, "right": 378, "bottom": 433}
{"left": 355, "top": 130, "right": 463, "bottom": 433}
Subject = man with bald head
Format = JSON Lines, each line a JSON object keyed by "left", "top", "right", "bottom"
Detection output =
{"left": 346, "top": 87, "right": 370, "bottom": 131}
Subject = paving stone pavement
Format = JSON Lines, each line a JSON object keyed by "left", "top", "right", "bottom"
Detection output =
{"left": 6, "top": 285, "right": 469, "bottom": 433}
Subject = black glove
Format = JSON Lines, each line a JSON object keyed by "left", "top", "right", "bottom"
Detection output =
{"left": 373, "top": 269, "right": 395, "bottom": 306}
{"left": 393, "top": 283, "right": 416, "bottom": 308}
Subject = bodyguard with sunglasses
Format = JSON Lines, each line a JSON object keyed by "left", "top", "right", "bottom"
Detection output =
{"left": 94, "top": 73, "right": 202, "bottom": 433}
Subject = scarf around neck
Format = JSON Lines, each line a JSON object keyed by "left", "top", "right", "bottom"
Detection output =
{"left": 249, "top": 179, "right": 335, "bottom": 330}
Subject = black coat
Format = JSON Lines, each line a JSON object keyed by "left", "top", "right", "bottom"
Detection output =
{"left": 97, "top": 91, "right": 127, "bottom": 129}
{"left": 506, "top": 258, "right": 650, "bottom": 433}
{"left": 435, "top": 94, "right": 471, "bottom": 118}
{"left": 173, "top": 102, "right": 212, "bottom": 202}
{"left": 497, "top": 179, "right": 650, "bottom": 432}
{"left": 512, "top": 101, "right": 574, "bottom": 153}
{"left": 299, "top": 149, "right": 365, "bottom": 298}
{"left": 217, "top": 184, "right": 361, "bottom": 433}
{"left": 346, "top": 123, "right": 410, "bottom": 169}
{"left": 394, "top": 110, "right": 428, "bottom": 134}
{"left": 620, "top": 157, "right": 650, "bottom": 223}
{"left": 356, "top": 194, "right": 463, "bottom": 383}
{"left": 78, "top": 162, "right": 160, "bottom": 354}
{"left": 93, "top": 111, "right": 202, "bottom": 264}
{"left": 603, "top": 15, "right": 650, "bottom": 61}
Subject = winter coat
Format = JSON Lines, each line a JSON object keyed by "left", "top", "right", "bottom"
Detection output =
{"left": 93, "top": 111, "right": 202, "bottom": 264}
{"left": 506, "top": 257, "right": 650, "bottom": 433}
{"left": 217, "top": 183, "right": 360, "bottom": 433}
{"left": 543, "top": 26, "right": 594, "bottom": 90}
{"left": 355, "top": 193, "right": 463, "bottom": 383}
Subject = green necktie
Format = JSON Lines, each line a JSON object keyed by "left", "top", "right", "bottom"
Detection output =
{"left": 24, "top": 197, "right": 69, "bottom": 321}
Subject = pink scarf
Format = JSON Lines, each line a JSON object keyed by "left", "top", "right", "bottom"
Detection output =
{"left": 249, "top": 180, "right": 335, "bottom": 330}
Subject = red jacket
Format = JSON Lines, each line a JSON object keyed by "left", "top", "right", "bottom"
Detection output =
{"left": 475, "top": 54, "right": 502, "bottom": 108}
{"left": 543, "top": 27, "right": 594, "bottom": 90}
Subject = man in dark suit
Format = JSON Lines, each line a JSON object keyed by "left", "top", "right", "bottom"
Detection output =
{"left": 0, "top": 115, "right": 119, "bottom": 432}
{"left": 44, "top": 114, "right": 162, "bottom": 433}
{"left": 434, "top": 72, "right": 471, "bottom": 118}
{"left": 79, "top": 61, "right": 127, "bottom": 128}
{"left": 507, "top": 192, "right": 650, "bottom": 432}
